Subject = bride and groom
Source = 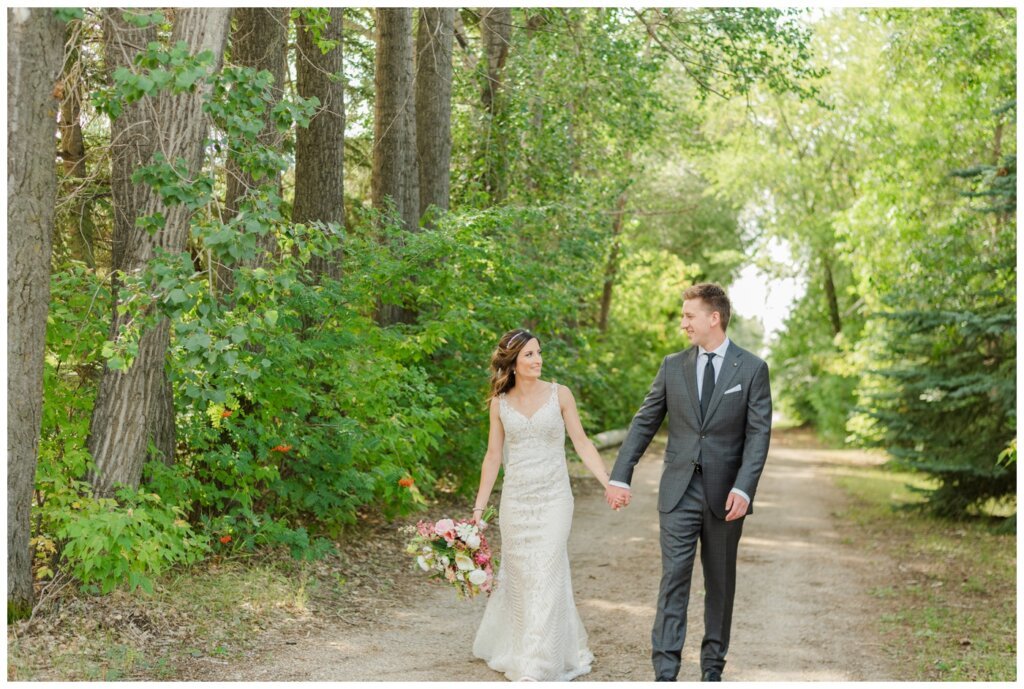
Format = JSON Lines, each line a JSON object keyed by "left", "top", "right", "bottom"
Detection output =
{"left": 470, "top": 283, "right": 772, "bottom": 682}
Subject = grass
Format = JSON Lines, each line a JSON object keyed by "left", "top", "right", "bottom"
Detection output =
{"left": 6, "top": 502, "right": 440, "bottom": 682}
{"left": 829, "top": 464, "right": 1016, "bottom": 681}
{"left": 7, "top": 557, "right": 316, "bottom": 681}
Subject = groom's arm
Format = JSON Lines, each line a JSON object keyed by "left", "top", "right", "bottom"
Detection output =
{"left": 609, "top": 357, "right": 670, "bottom": 488}
{"left": 733, "top": 360, "right": 772, "bottom": 503}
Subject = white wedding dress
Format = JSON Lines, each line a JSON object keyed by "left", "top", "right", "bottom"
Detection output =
{"left": 473, "top": 382, "right": 594, "bottom": 681}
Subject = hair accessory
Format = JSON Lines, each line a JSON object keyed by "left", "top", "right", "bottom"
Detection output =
{"left": 507, "top": 330, "right": 529, "bottom": 348}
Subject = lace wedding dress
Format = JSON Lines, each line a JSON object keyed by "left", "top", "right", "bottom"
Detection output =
{"left": 473, "top": 382, "right": 594, "bottom": 681}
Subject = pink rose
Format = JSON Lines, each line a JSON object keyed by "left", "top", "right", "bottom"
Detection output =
{"left": 434, "top": 518, "right": 455, "bottom": 538}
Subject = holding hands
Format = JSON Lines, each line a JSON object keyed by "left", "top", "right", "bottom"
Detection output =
{"left": 604, "top": 484, "right": 631, "bottom": 511}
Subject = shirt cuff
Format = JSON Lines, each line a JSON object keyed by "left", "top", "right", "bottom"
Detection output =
{"left": 608, "top": 480, "right": 631, "bottom": 490}
{"left": 730, "top": 487, "right": 751, "bottom": 503}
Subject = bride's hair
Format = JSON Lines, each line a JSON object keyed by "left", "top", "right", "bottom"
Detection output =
{"left": 487, "top": 328, "right": 538, "bottom": 402}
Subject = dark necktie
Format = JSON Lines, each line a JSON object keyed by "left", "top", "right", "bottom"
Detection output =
{"left": 700, "top": 352, "right": 716, "bottom": 421}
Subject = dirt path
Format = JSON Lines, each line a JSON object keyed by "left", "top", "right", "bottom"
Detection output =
{"left": 209, "top": 431, "right": 897, "bottom": 681}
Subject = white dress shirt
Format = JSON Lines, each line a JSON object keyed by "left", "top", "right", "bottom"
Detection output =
{"left": 610, "top": 337, "right": 750, "bottom": 504}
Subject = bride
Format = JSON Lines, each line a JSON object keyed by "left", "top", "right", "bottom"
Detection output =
{"left": 471, "top": 328, "right": 620, "bottom": 681}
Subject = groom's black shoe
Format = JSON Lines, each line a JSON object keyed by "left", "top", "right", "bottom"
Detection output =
{"left": 701, "top": 669, "right": 722, "bottom": 682}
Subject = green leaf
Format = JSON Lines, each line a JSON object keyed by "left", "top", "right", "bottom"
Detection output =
{"left": 183, "top": 332, "right": 212, "bottom": 352}
{"left": 175, "top": 65, "right": 208, "bottom": 91}
{"left": 55, "top": 8, "right": 85, "bottom": 22}
{"left": 228, "top": 326, "right": 248, "bottom": 344}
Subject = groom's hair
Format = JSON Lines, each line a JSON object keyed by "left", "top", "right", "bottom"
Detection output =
{"left": 683, "top": 283, "right": 731, "bottom": 331}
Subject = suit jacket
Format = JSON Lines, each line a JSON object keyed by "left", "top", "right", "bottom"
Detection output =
{"left": 610, "top": 342, "right": 772, "bottom": 518}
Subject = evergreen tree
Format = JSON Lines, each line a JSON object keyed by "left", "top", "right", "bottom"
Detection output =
{"left": 855, "top": 109, "right": 1016, "bottom": 519}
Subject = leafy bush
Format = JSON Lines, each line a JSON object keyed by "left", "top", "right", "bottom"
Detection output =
{"left": 36, "top": 267, "right": 207, "bottom": 592}
{"left": 55, "top": 488, "right": 209, "bottom": 594}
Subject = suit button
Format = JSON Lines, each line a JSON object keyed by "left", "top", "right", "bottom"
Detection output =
{"left": 701, "top": 434, "right": 706, "bottom": 439}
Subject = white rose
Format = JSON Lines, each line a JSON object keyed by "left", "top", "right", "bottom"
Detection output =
{"left": 465, "top": 533, "right": 481, "bottom": 549}
{"left": 468, "top": 569, "right": 488, "bottom": 586}
{"left": 455, "top": 553, "right": 475, "bottom": 571}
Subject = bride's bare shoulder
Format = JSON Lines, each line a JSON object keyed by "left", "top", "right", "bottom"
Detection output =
{"left": 554, "top": 382, "right": 575, "bottom": 403}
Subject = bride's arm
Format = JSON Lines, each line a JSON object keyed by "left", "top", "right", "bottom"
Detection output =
{"left": 472, "top": 397, "right": 505, "bottom": 521}
{"left": 558, "top": 385, "right": 611, "bottom": 489}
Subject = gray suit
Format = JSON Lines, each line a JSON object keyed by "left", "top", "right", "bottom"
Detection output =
{"left": 610, "top": 341, "right": 771, "bottom": 680}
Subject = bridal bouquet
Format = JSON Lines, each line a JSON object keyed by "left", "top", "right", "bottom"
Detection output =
{"left": 404, "top": 507, "right": 498, "bottom": 599}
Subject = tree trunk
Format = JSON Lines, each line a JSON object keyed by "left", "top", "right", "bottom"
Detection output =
{"left": 371, "top": 8, "right": 415, "bottom": 231}
{"left": 401, "top": 14, "right": 420, "bottom": 234}
{"left": 221, "top": 7, "right": 288, "bottom": 287}
{"left": 58, "top": 18, "right": 96, "bottom": 268}
{"left": 88, "top": 9, "right": 231, "bottom": 497}
{"left": 294, "top": 7, "right": 345, "bottom": 281}
{"left": 523, "top": 13, "right": 549, "bottom": 195}
{"left": 598, "top": 189, "right": 630, "bottom": 332}
{"left": 480, "top": 8, "right": 511, "bottom": 116}
{"left": 822, "top": 254, "right": 842, "bottom": 336}
{"left": 7, "top": 6, "right": 64, "bottom": 620}
{"left": 479, "top": 7, "right": 512, "bottom": 203}
{"left": 415, "top": 8, "right": 454, "bottom": 222}
{"left": 103, "top": 9, "right": 158, "bottom": 278}
{"left": 372, "top": 9, "right": 418, "bottom": 325}
{"left": 101, "top": 9, "right": 172, "bottom": 468}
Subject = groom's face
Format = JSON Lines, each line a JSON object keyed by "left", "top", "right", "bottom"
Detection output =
{"left": 681, "top": 298, "right": 721, "bottom": 349}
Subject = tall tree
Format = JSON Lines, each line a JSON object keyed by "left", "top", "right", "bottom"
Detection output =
{"left": 415, "top": 8, "right": 454, "bottom": 221}
{"left": 372, "top": 9, "right": 418, "bottom": 325}
{"left": 87, "top": 8, "right": 231, "bottom": 497}
{"left": 57, "top": 17, "right": 95, "bottom": 267}
{"left": 371, "top": 8, "right": 417, "bottom": 233}
{"left": 219, "top": 7, "right": 289, "bottom": 288}
{"left": 478, "top": 7, "right": 511, "bottom": 203}
{"left": 103, "top": 10, "right": 157, "bottom": 279}
{"left": 8, "top": 6, "right": 64, "bottom": 620}
{"left": 99, "top": 9, "right": 170, "bottom": 467}
{"left": 598, "top": 186, "right": 631, "bottom": 332}
{"left": 294, "top": 7, "right": 345, "bottom": 280}
{"left": 400, "top": 12, "right": 419, "bottom": 232}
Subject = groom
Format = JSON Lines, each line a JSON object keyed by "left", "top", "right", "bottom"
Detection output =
{"left": 605, "top": 283, "right": 771, "bottom": 682}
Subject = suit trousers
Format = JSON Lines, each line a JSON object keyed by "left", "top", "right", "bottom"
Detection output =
{"left": 651, "top": 471, "right": 744, "bottom": 681}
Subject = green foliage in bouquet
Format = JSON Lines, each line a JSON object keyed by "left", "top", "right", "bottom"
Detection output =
{"left": 404, "top": 507, "right": 499, "bottom": 599}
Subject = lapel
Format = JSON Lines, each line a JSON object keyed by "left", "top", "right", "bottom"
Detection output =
{"left": 700, "top": 342, "right": 743, "bottom": 429}
{"left": 680, "top": 347, "right": 702, "bottom": 421}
